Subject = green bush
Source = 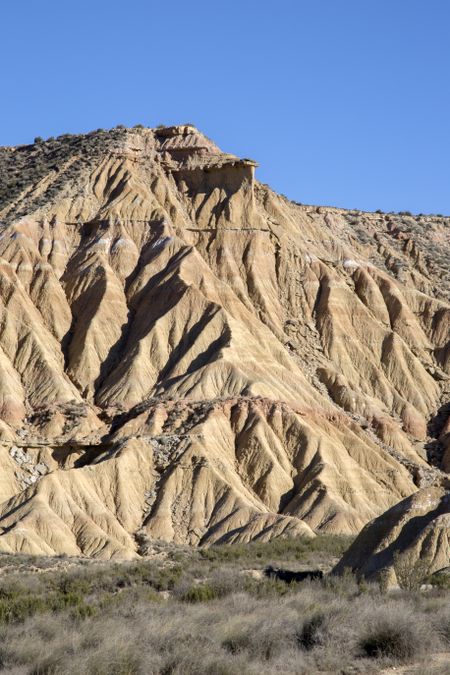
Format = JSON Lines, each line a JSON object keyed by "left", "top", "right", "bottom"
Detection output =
{"left": 181, "top": 583, "right": 218, "bottom": 603}
{"left": 132, "top": 562, "right": 183, "bottom": 591}
{"left": 0, "top": 595, "right": 48, "bottom": 623}
{"left": 53, "top": 574, "right": 91, "bottom": 596}
{"left": 70, "top": 603, "right": 97, "bottom": 620}
{"left": 200, "top": 535, "right": 353, "bottom": 565}
{"left": 427, "top": 571, "right": 450, "bottom": 590}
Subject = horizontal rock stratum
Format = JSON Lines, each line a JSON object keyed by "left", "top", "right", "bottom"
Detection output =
{"left": 0, "top": 124, "right": 448, "bottom": 558}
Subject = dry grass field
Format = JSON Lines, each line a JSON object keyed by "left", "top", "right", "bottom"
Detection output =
{"left": 0, "top": 537, "right": 448, "bottom": 674}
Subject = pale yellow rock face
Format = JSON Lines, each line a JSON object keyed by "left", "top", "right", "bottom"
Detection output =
{"left": 0, "top": 124, "right": 448, "bottom": 558}
{"left": 333, "top": 484, "right": 450, "bottom": 584}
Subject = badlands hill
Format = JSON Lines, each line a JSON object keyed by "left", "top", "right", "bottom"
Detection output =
{"left": 334, "top": 484, "right": 450, "bottom": 584}
{"left": 0, "top": 124, "right": 448, "bottom": 558}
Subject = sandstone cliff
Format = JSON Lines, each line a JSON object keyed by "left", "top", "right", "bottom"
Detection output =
{"left": 0, "top": 124, "right": 448, "bottom": 557}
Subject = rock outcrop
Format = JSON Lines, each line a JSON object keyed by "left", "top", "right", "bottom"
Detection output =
{"left": 0, "top": 124, "right": 448, "bottom": 558}
{"left": 333, "top": 484, "right": 450, "bottom": 585}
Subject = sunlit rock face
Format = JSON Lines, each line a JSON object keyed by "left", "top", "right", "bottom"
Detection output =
{"left": 0, "top": 124, "right": 447, "bottom": 558}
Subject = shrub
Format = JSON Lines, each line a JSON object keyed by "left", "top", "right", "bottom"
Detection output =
{"left": 200, "top": 534, "right": 353, "bottom": 565}
{"left": 0, "top": 546, "right": 446, "bottom": 673}
{"left": 0, "top": 595, "right": 47, "bottom": 624}
{"left": 49, "top": 590, "right": 84, "bottom": 610}
{"left": 34, "top": 136, "right": 44, "bottom": 144}
{"left": 438, "top": 611, "right": 450, "bottom": 645}
{"left": 323, "top": 567, "right": 359, "bottom": 597}
{"left": 359, "top": 607, "right": 434, "bottom": 662}
{"left": 181, "top": 583, "right": 218, "bottom": 603}
{"left": 297, "top": 613, "right": 325, "bottom": 650}
{"left": 222, "top": 633, "right": 252, "bottom": 654}
{"left": 250, "top": 578, "right": 291, "bottom": 598}
{"left": 428, "top": 571, "right": 450, "bottom": 590}
{"left": 76, "top": 645, "right": 141, "bottom": 675}
{"left": 70, "top": 603, "right": 97, "bottom": 620}
{"left": 360, "top": 622, "right": 417, "bottom": 660}
{"left": 138, "top": 562, "right": 183, "bottom": 591}
{"left": 393, "top": 550, "right": 431, "bottom": 590}
{"left": 222, "top": 629, "right": 285, "bottom": 661}
{"left": 53, "top": 574, "right": 91, "bottom": 596}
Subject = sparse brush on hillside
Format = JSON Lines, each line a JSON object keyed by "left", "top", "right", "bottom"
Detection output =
{"left": 393, "top": 550, "right": 432, "bottom": 591}
{"left": 0, "top": 128, "right": 126, "bottom": 216}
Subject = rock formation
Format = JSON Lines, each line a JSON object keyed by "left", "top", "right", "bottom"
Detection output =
{"left": 0, "top": 124, "right": 448, "bottom": 558}
{"left": 333, "top": 483, "right": 450, "bottom": 585}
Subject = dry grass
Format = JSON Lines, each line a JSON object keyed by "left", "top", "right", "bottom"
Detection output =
{"left": 0, "top": 537, "right": 447, "bottom": 674}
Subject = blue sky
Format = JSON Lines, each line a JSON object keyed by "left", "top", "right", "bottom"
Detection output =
{"left": 1, "top": 0, "right": 449, "bottom": 214}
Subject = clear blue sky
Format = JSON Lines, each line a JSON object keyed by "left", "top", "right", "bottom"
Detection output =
{"left": 1, "top": 0, "right": 449, "bottom": 214}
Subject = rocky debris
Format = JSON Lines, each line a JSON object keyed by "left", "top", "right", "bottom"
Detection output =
{"left": 9, "top": 446, "right": 31, "bottom": 466}
{"left": 9, "top": 446, "right": 50, "bottom": 489}
{"left": 152, "top": 435, "right": 188, "bottom": 471}
{"left": 240, "top": 569, "right": 265, "bottom": 581}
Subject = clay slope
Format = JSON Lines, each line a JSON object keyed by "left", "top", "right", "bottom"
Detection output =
{"left": 0, "top": 124, "right": 448, "bottom": 558}
{"left": 333, "top": 483, "right": 450, "bottom": 585}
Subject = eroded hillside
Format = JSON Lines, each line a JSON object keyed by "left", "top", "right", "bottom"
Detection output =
{"left": 0, "top": 124, "right": 448, "bottom": 558}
